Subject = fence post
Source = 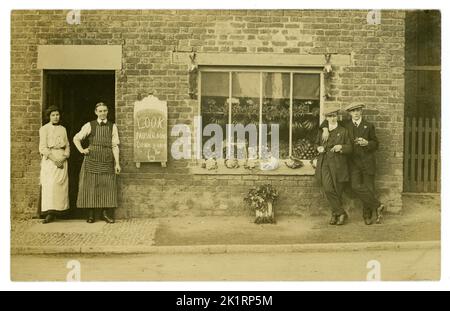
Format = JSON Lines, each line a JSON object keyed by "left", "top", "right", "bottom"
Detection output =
{"left": 423, "top": 118, "right": 430, "bottom": 192}
{"left": 410, "top": 117, "right": 417, "bottom": 192}
{"left": 404, "top": 117, "right": 411, "bottom": 192}
{"left": 417, "top": 118, "right": 423, "bottom": 192}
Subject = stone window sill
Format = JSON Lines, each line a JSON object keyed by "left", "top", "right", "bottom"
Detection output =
{"left": 191, "top": 159, "right": 316, "bottom": 176}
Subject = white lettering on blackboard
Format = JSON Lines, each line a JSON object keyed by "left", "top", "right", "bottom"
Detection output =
{"left": 137, "top": 116, "right": 164, "bottom": 129}
{"left": 136, "top": 132, "right": 166, "bottom": 140}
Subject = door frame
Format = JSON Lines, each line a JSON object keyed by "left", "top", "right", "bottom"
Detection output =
{"left": 40, "top": 69, "right": 117, "bottom": 218}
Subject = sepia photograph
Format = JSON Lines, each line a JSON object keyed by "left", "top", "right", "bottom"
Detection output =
{"left": 9, "top": 7, "right": 441, "bottom": 282}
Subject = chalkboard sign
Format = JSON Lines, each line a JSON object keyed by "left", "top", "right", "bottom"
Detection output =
{"left": 134, "top": 95, "right": 168, "bottom": 168}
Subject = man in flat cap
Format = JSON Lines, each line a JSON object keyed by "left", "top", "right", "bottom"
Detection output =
{"left": 315, "top": 105, "right": 352, "bottom": 226}
{"left": 321, "top": 103, "right": 385, "bottom": 225}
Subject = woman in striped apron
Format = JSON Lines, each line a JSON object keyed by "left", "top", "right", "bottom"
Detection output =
{"left": 73, "top": 102, "right": 121, "bottom": 223}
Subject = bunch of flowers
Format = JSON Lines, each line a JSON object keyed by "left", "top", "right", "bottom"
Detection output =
{"left": 244, "top": 184, "right": 279, "bottom": 224}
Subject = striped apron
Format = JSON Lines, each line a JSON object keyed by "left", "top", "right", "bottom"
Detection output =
{"left": 77, "top": 121, "right": 117, "bottom": 208}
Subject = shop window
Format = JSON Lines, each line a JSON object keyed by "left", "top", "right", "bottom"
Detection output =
{"left": 199, "top": 68, "right": 322, "bottom": 161}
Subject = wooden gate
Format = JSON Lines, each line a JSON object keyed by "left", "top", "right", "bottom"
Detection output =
{"left": 404, "top": 117, "right": 441, "bottom": 192}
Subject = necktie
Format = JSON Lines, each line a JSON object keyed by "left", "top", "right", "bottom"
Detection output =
{"left": 354, "top": 122, "right": 358, "bottom": 127}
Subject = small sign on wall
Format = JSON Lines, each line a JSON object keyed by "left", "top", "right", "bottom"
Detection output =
{"left": 134, "top": 95, "right": 168, "bottom": 168}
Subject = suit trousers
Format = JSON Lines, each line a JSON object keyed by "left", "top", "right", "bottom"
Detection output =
{"left": 320, "top": 159, "right": 346, "bottom": 216}
{"left": 350, "top": 163, "right": 381, "bottom": 218}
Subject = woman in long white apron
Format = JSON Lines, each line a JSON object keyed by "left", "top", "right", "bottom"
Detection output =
{"left": 39, "top": 106, "right": 70, "bottom": 223}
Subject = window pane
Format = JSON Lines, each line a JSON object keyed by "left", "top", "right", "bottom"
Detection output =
{"left": 293, "top": 73, "right": 320, "bottom": 100}
{"left": 201, "top": 72, "right": 229, "bottom": 97}
{"left": 232, "top": 72, "right": 260, "bottom": 98}
{"left": 201, "top": 72, "right": 229, "bottom": 159}
{"left": 262, "top": 72, "right": 290, "bottom": 159}
{"left": 292, "top": 73, "right": 320, "bottom": 160}
{"left": 228, "top": 72, "right": 260, "bottom": 159}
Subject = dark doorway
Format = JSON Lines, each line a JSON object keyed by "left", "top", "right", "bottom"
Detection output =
{"left": 42, "top": 70, "right": 116, "bottom": 218}
{"left": 404, "top": 11, "right": 441, "bottom": 193}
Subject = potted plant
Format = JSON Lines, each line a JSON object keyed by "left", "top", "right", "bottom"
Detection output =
{"left": 244, "top": 184, "right": 279, "bottom": 224}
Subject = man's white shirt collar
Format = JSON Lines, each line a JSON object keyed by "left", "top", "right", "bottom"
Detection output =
{"left": 352, "top": 118, "right": 362, "bottom": 127}
{"left": 97, "top": 118, "right": 107, "bottom": 124}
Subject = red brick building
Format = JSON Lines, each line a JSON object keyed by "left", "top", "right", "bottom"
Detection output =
{"left": 10, "top": 10, "right": 439, "bottom": 219}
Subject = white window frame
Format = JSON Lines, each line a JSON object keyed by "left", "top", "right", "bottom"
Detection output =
{"left": 198, "top": 66, "right": 324, "bottom": 160}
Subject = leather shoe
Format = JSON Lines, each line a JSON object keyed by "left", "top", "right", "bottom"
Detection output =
{"left": 42, "top": 214, "right": 54, "bottom": 224}
{"left": 364, "top": 218, "right": 373, "bottom": 225}
{"left": 336, "top": 214, "right": 347, "bottom": 226}
{"left": 86, "top": 209, "right": 95, "bottom": 223}
{"left": 329, "top": 215, "right": 338, "bottom": 225}
{"left": 376, "top": 204, "right": 385, "bottom": 224}
{"left": 102, "top": 210, "right": 115, "bottom": 224}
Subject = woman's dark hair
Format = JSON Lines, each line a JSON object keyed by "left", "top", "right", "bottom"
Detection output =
{"left": 45, "top": 105, "right": 61, "bottom": 118}
{"left": 45, "top": 105, "right": 61, "bottom": 122}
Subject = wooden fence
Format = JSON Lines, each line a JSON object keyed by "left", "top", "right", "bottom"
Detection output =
{"left": 404, "top": 117, "right": 441, "bottom": 193}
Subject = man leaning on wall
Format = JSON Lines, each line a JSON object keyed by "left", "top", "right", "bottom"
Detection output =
{"left": 321, "top": 103, "right": 385, "bottom": 225}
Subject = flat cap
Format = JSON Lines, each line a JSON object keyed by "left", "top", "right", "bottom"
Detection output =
{"left": 344, "top": 103, "right": 365, "bottom": 112}
{"left": 323, "top": 105, "right": 341, "bottom": 116}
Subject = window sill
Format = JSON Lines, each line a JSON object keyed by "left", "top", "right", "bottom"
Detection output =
{"left": 191, "top": 159, "right": 316, "bottom": 176}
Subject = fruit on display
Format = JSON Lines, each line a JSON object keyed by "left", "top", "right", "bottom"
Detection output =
{"left": 225, "top": 159, "right": 240, "bottom": 169}
{"left": 205, "top": 158, "right": 218, "bottom": 170}
{"left": 293, "top": 138, "right": 319, "bottom": 160}
{"left": 301, "top": 118, "right": 316, "bottom": 130}
{"left": 244, "top": 159, "right": 258, "bottom": 170}
{"left": 285, "top": 157, "right": 304, "bottom": 169}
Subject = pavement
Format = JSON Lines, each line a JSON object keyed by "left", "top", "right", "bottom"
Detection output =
{"left": 11, "top": 194, "right": 440, "bottom": 255}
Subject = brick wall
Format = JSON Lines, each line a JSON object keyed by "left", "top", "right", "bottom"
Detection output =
{"left": 11, "top": 9, "right": 405, "bottom": 219}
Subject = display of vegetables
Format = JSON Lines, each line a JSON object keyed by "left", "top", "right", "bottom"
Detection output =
{"left": 293, "top": 138, "right": 319, "bottom": 160}
{"left": 200, "top": 97, "right": 321, "bottom": 162}
{"left": 205, "top": 158, "right": 218, "bottom": 170}
{"left": 285, "top": 157, "right": 304, "bottom": 169}
{"left": 225, "top": 158, "right": 240, "bottom": 169}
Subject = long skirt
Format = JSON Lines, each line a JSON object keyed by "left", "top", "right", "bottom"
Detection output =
{"left": 76, "top": 160, "right": 117, "bottom": 209}
{"left": 40, "top": 149, "right": 69, "bottom": 212}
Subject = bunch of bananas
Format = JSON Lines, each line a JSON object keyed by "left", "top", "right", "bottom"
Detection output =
{"left": 292, "top": 116, "right": 318, "bottom": 132}
{"left": 301, "top": 119, "right": 316, "bottom": 131}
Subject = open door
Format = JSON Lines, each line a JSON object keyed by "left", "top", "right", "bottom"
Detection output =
{"left": 42, "top": 70, "right": 116, "bottom": 218}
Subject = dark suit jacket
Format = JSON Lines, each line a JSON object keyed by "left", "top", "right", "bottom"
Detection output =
{"left": 320, "top": 119, "right": 379, "bottom": 175}
{"left": 315, "top": 125, "right": 352, "bottom": 186}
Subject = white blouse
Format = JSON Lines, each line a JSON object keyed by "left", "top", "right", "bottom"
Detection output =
{"left": 39, "top": 123, "right": 70, "bottom": 159}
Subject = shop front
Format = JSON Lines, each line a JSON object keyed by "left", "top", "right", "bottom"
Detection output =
{"left": 11, "top": 10, "right": 406, "bottom": 219}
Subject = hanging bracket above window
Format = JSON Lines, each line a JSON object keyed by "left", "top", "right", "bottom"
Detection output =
{"left": 323, "top": 53, "right": 336, "bottom": 99}
{"left": 188, "top": 52, "right": 198, "bottom": 99}
{"left": 323, "top": 53, "right": 333, "bottom": 75}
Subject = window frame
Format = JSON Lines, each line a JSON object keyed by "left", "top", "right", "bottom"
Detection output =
{"left": 197, "top": 66, "right": 324, "bottom": 161}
